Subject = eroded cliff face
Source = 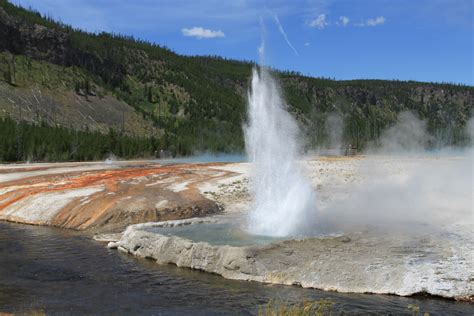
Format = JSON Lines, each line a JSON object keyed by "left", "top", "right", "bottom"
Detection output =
{"left": 0, "top": 161, "right": 237, "bottom": 232}
{"left": 0, "top": 8, "right": 71, "bottom": 64}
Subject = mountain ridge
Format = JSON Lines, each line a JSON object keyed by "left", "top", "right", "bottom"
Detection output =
{"left": 0, "top": 0, "right": 472, "bottom": 161}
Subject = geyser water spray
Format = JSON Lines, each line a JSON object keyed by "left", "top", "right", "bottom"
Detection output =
{"left": 244, "top": 66, "right": 317, "bottom": 237}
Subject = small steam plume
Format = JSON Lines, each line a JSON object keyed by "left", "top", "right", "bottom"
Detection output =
{"left": 325, "top": 112, "right": 344, "bottom": 155}
{"left": 321, "top": 152, "right": 472, "bottom": 233}
{"left": 319, "top": 110, "right": 473, "bottom": 234}
{"left": 370, "top": 111, "right": 432, "bottom": 154}
{"left": 467, "top": 116, "right": 474, "bottom": 144}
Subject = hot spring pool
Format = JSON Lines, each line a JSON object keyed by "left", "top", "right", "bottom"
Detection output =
{"left": 143, "top": 222, "right": 288, "bottom": 247}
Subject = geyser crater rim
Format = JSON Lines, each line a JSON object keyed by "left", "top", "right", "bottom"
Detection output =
{"left": 141, "top": 218, "right": 343, "bottom": 247}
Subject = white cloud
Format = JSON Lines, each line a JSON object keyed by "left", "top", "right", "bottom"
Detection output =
{"left": 356, "top": 16, "right": 386, "bottom": 27}
{"left": 366, "top": 16, "right": 385, "bottom": 26}
{"left": 339, "top": 16, "right": 350, "bottom": 26}
{"left": 309, "top": 14, "right": 328, "bottom": 29}
{"left": 181, "top": 26, "right": 225, "bottom": 39}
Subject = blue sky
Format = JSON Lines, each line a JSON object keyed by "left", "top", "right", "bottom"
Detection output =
{"left": 11, "top": 0, "right": 473, "bottom": 84}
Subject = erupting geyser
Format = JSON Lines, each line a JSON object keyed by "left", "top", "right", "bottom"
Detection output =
{"left": 244, "top": 66, "right": 317, "bottom": 237}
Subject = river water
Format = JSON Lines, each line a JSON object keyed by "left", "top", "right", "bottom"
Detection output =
{"left": 0, "top": 222, "right": 472, "bottom": 315}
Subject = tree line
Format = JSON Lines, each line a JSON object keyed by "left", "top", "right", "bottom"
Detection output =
{"left": 0, "top": 117, "right": 161, "bottom": 162}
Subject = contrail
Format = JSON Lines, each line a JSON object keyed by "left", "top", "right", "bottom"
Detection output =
{"left": 273, "top": 13, "right": 299, "bottom": 56}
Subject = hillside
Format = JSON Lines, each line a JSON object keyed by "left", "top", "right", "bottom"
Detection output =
{"left": 0, "top": 0, "right": 472, "bottom": 162}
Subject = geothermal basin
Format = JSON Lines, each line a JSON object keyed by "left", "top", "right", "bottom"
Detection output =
{"left": 103, "top": 154, "right": 473, "bottom": 302}
{"left": 1, "top": 155, "right": 472, "bottom": 305}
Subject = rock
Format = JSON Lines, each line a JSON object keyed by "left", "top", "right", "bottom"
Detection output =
{"left": 110, "top": 217, "right": 474, "bottom": 301}
{"left": 117, "top": 246, "right": 128, "bottom": 253}
{"left": 93, "top": 233, "right": 123, "bottom": 242}
{"left": 107, "top": 241, "right": 119, "bottom": 249}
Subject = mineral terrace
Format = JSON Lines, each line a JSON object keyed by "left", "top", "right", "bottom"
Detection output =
{"left": 0, "top": 161, "right": 237, "bottom": 232}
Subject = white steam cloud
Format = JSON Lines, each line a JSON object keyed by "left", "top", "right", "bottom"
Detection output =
{"left": 321, "top": 150, "right": 473, "bottom": 232}
{"left": 319, "top": 110, "right": 473, "bottom": 234}
{"left": 371, "top": 111, "right": 433, "bottom": 154}
{"left": 467, "top": 116, "right": 474, "bottom": 144}
{"left": 325, "top": 112, "right": 344, "bottom": 154}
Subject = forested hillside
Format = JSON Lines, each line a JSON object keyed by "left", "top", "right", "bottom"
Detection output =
{"left": 0, "top": 0, "right": 472, "bottom": 162}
